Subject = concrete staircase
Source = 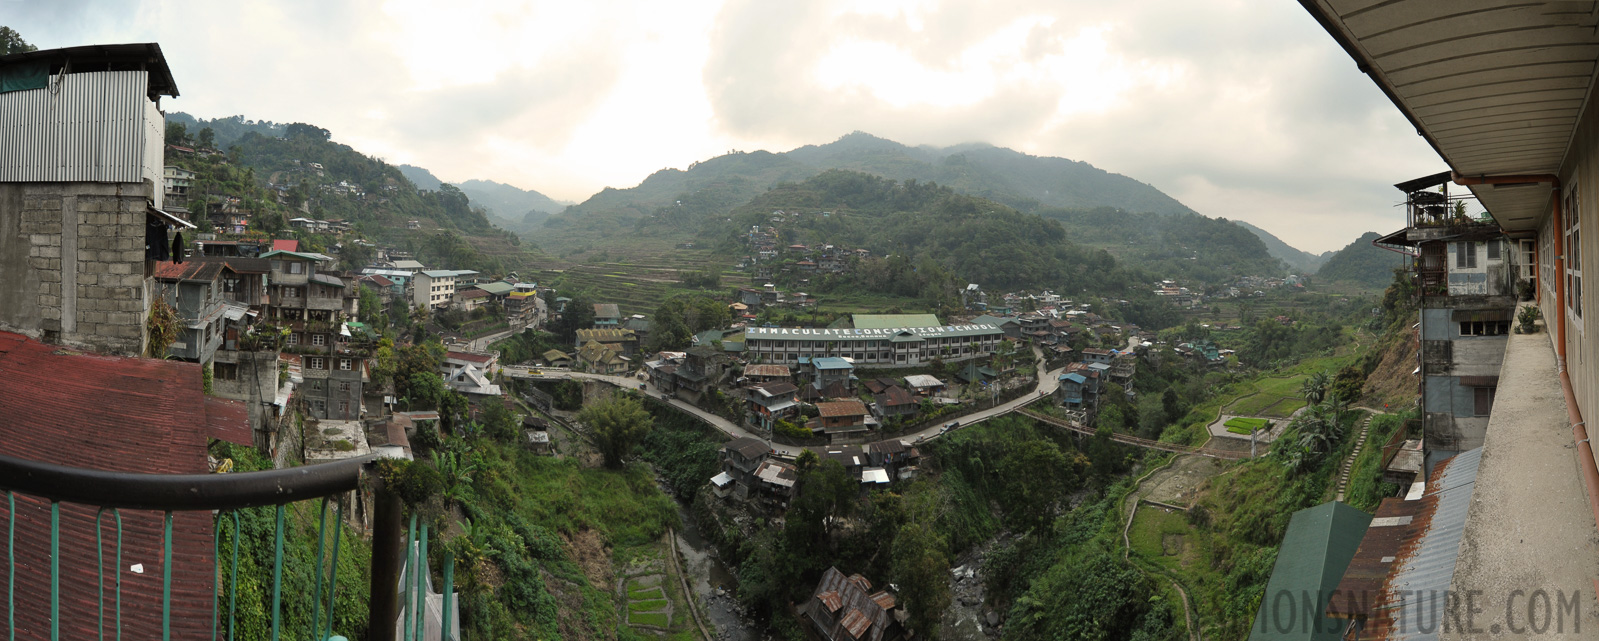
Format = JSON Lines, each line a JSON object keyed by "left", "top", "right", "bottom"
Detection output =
{"left": 1335, "top": 413, "right": 1374, "bottom": 502}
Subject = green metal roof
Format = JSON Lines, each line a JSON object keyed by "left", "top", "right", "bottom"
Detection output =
{"left": 851, "top": 313, "right": 941, "bottom": 329}
{"left": 475, "top": 281, "right": 515, "bottom": 296}
{"left": 1249, "top": 502, "right": 1372, "bottom": 641}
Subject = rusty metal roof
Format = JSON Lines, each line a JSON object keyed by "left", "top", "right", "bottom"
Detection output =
{"left": 869, "top": 590, "right": 896, "bottom": 610}
{"left": 817, "top": 400, "right": 868, "bottom": 418}
{"left": 818, "top": 590, "right": 842, "bottom": 612}
{"left": 840, "top": 608, "right": 872, "bottom": 639}
{"left": 1325, "top": 448, "right": 1481, "bottom": 640}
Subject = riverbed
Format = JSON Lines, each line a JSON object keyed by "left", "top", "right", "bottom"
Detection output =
{"left": 671, "top": 493, "right": 764, "bottom": 640}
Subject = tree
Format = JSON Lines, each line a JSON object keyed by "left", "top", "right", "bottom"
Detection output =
{"left": 0, "top": 27, "right": 38, "bottom": 56}
{"left": 787, "top": 457, "right": 857, "bottom": 550}
{"left": 196, "top": 127, "right": 216, "bottom": 150}
{"left": 165, "top": 121, "right": 190, "bottom": 146}
{"left": 892, "top": 521, "right": 952, "bottom": 640}
{"left": 576, "top": 394, "right": 653, "bottom": 468}
{"left": 1300, "top": 371, "right": 1329, "bottom": 406}
{"left": 1161, "top": 388, "right": 1183, "bottom": 424}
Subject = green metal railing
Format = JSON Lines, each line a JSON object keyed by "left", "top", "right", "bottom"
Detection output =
{"left": 0, "top": 452, "right": 455, "bottom": 641}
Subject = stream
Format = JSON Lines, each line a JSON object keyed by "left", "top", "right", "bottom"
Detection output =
{"left": 671, "top": 496, "right": 763, "bottom": 641}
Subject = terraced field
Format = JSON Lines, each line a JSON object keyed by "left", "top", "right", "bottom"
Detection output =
{"left": 529, "top": 245, "right": 743, "bottom": 317}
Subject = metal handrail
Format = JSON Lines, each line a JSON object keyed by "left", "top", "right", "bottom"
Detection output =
{"left": 0, "top": 452, "right": 377, "bottom": 511}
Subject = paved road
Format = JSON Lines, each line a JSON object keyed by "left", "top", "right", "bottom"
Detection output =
{"left": 465, "top": 327, "right": 519, "bottom": 352}
{"left": 504, "top": 344, "right": 1065, "bottom": 457}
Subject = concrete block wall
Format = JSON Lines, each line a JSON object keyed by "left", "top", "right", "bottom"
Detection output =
{"left": 0, "top": 182, "right": 152, "bottom": 356}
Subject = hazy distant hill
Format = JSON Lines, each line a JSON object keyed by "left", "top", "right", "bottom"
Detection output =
{"left": 786, "top": 133, "right": 1197, "bottom": 215}
{"left": 1040, "top": 207, "right": 1287, "bottom": 282}
{"left": 1234, "top": 220, "right": 1332, "bottom": 273}
{"left": 396, "top": 164, "right": 443, "bottom": 190}
{"left": 394, "top": 167, "right": 567, "bottom": 232}
{"left": 1315, "top": 232, "right": 1405, "bottom": 290}
{"left": 455, "top": 179, "right": 570, "bottom": 231}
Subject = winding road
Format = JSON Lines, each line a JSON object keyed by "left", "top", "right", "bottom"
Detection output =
{"left": 503, "top": 344, "right": 1065, "bottom": 456}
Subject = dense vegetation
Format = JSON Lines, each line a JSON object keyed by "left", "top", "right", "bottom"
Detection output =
{"left": 167, "top": 114, "right": 528, "bottom": 276}
{"left": 1040, "top": 207, "right": 1288, "bottom": 283}
{"left": 1315, "top": 231, "right": 1406, "bottom": 290}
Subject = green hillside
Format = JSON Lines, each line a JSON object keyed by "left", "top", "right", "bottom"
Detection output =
{"left": 166, "top": 115, "right": 536, "bottom": 277}
{"left": 1315, "top": 231, "right": 1406, "bottom": 290}
{"left": 717, "top": 170, "right": 1183, "bottom": 327}
{"left": 539, "top": 132, "right": 1201, "bottom": 251}
{"left": 1040, "top": 207, "right": 1287, "bottom": 283}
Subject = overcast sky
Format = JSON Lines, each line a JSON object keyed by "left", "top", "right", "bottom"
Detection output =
{"left": 9, "top": 0, "right": 1446, "bottom": 253}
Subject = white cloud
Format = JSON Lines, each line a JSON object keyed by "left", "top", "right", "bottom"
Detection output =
{"left": 5, "top": 0, "right": 1444, "bottom": 252}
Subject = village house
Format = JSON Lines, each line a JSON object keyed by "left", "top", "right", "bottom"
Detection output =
{"left": 746, "top": 381, "right": 801, "bottom": 431}
{"left": 814, "top": 400, "right": 870, "bottom": 442}
{"left": 717, "top": 436, "right": 770, "bottom": 501}
{"left": 575, "top": 328, "right": 640, "bottom": 357}
{"left": 592, "top": 303, "right": 622, "bottom": 328}
{"left": 441, "top": 350, "right": 501, "bottom": 396}
{"left": 872, "top": 385, "right": 919, "bottom": 420}
{"left": 800, "top": 567, "right": 902, "bottom": 641}
{"left": 576, "top": 340, "right": 629, "bottom": 375}
{"left": 743, "top": 363, "right": 792, "bottom": 384}
{"left": 152, "top": 260, "right": 249, "bottom": 366}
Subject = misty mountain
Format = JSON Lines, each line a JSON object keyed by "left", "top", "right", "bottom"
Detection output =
{"left": 455, "top": 179, "right": 570, "bottom": 231}
{"left": 786, "top": 132, "right": 1197, "bottom": 215}
{"left": 1233, "top": 220, "right": 1332, "bottom": 273}
{"left": 1314, "top": 232, "right": 1405, "bottom": 290}
{"left": 394, "top": 167, "right": 567, "bottom": 232}
{"left": 544, "top": 132, "right": 1198, "bottom": 237}
{"left": 396, "top": 164, "right": 443, "bottom": 191}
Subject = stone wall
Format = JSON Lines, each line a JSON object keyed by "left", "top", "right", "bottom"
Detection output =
{"left": 0, "top": 181, "right": 153, "bottom": 356}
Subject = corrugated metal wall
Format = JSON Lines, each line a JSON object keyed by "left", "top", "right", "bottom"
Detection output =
{"left": 0, "top": 70, "right": 155, "bottom": 183}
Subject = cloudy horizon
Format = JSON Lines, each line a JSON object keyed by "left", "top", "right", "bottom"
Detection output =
{"left": 6, "top": 0, "right": 1447, "bottom": 253}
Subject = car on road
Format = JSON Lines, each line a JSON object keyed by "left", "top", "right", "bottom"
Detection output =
{"left": 946, "top": 421, "right": 960, "bottom": 430}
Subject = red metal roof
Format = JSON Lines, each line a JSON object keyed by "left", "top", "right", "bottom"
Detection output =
{"left": 153, "top": 260, "right": 224, "bottom": 282}
{"left": 0, "top": 330, "right": 252, "bottom": 641}
{"left": 271, "top": 239, "right": 299, "bottom": 252}
{"left": 362, "top": 274, "right": 395, "bottom": 288}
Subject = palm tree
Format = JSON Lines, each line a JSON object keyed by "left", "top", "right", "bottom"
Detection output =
{"left": 1301, "top": 371, "right": 1330, "bottom": 406}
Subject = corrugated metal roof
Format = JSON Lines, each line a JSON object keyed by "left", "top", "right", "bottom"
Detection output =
{"left": 1299, "top": 2, "right": 1599, "bottom": 232}
{"left": 0, "top": 70, "right": 159, "bottom": 183}
{"left": 1250, "top": 502, "right": 1373, "bottom": 641}
{"left": 0, "top": 329, "right": 250, "bottom": 641}
{"left": 1324, "top": 449, "right": 1481, "bottom": 640}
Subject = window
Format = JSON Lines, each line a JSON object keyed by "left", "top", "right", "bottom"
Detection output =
{"left": 1487, "top": 240, "right": 1500, "bottom": 260}
{"left": 340, "top": 381, "right": 350, "bottom": 392}
{"left": 309, "top": 357, "right": 324, "bottom": 370}
{"left": 1473, "top": 387, "right": 1496, "bottom": 416}
{"left": 287, "top": 333, "right": 300, "bottom": 346}
{"left": 288, "top": 262, "right": 304, "bottom": 274}
{"left": 311, "top": 334, "right": 326, "bottom": 346}
{"left": 339, "top": 401, "right": 349, "bottom": 414}
{"left": 271, "top": 260, "right": 282, "bottom": 272}
{"left": 340, "top": 359, "right": 351, "bottom": 371}
{"left": 1455, "top": 242, "right": 1477, "bottom": 269}
{"left": 1459, "top": 321, "right": 1509, "bottom": 336}
{"left": 215, "top": 363, "right": 238, "bottom": 380}
{"left": 313, "top": 400, "right": 326, "bottom": 414}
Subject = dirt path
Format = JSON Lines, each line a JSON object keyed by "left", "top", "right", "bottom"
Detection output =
{"left": 1121, "top": 457, "right": 1204, "bottom": 641}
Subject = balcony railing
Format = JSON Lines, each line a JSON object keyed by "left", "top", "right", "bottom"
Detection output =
{"left": 0, "top": 451, "right": 451, "bottom": 641}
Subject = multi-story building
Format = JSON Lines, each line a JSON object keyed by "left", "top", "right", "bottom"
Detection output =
{"left": 743, "top": 323, "right": 1004, "bottom": 367}
{"left": 152, "top": 261, "right": 248, "bottom": 366}
{"left": 412, "top": 269, "right": 475, "bottom": 310}
{"left": 1298, "top": 4, "right": 1599, "bottom": 633}
{"left": 1377, "top": 174, "right": 1520, "bottom": 461}
{"left": 162, "top": 165, "right": 195, "bottom": 213}
{"left": 0, "top": 43, "right": 193, "bottom": 357}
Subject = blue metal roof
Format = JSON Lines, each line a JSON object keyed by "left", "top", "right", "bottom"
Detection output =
{"left": 812, "top": 357, "right": 853, "bottom": 370}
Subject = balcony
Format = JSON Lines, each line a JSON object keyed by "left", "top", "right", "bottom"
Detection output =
{"left": 1439, "top": 305, "right": 1597, "bottom": 610}
{"left": 0, "top": 451, "right": 455, "bottom": 640}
